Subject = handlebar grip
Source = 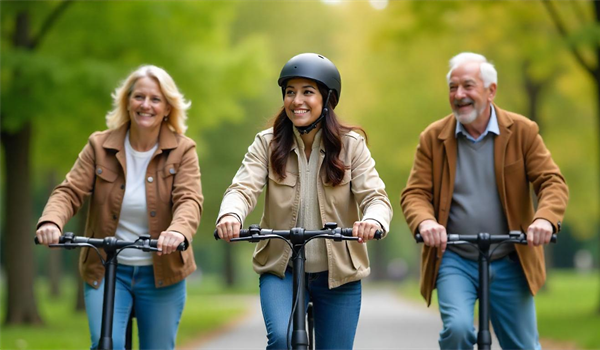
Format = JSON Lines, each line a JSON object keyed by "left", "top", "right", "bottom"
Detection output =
{"left": 213, "top": 229, "right": 253, "bottom": 240}
{"left": 149, "top": 239, "right": 187, "bottom": 251}
{"left": 34, "top": 235, "right": 68, "bottom": 245}
{"left": 415, "top": 233, "right": 557, "bottom": 244}
{"left": 340, "top": 228, "right": 384, "bottom": 240}
{"left": 340, "top": 228, "right": 353, "bottom": 236}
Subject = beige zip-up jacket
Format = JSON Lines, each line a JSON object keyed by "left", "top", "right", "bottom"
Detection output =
{"left": 218, "top": 128, "right": 393, "bottom": 289}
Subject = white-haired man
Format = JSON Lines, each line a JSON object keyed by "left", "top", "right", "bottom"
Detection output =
{"left": 401, "top": 52, "right": 568, "bottom": 349}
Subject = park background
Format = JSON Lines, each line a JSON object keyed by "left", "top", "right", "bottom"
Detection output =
{"left": 1, "top": 0, "right": 599, "bottom": 349}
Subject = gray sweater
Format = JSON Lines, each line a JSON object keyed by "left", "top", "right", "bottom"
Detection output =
{"left": 446, "top": 133, "right": 514, "bottom": 261}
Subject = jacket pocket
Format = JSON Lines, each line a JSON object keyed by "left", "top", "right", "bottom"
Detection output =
{"left": 94, "top": 165, "right": 118, "bottom": 204}
{"left": 266, "top": 171, "right": 298, "bottom": 215}
{"left": 178, "top": 249, "right": 187, "bottom": 266}
{"left": 504, "top": 158, "right": 524, "bottom": 175}
{"left": 322, "top": 170, "right": 351, "bottom": 206}
{"left": 253, "top": 240, "right": 271, "bottom": 266}
{"left": 346, "top": 241, "right": 364, "bottom": 270}
{"left": 159, "top": 163, "right": 178, "bottom": 202}
{"left": 322, "top": 169, "right": 351, "bottom": 187}
{"left": 268, "top": 171, "right": 298, "bottom": 187}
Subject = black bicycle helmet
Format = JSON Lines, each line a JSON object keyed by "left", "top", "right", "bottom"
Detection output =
{"left": 278, "top": 53, "right": 341, "bottom": 102}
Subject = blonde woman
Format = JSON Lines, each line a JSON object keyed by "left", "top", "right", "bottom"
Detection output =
{"left": 36, "top": 65, "right": 203, "bottom": 349}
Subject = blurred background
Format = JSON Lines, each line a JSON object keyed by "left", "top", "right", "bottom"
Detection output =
{"left": 1, "top": 0, "right": 599, "bottom": 349}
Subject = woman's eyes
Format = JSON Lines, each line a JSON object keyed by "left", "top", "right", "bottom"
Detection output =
{"left": 285, "top": 90, "right": 314, "bottom": 95}
{"left": 133, "top": 95, "right": 161, "bottom": 102}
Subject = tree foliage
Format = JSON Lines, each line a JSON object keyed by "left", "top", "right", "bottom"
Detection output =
{"left": 1, "top": 1, "right": 597, "bottom": 322}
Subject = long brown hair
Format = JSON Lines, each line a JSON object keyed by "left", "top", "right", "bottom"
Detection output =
{"left": 270, "top": 83, "right": 366, "bottom": 186}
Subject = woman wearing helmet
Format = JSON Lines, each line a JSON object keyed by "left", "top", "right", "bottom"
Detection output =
{"left": 216, "top": 53, "right": 392, "bottom": 349}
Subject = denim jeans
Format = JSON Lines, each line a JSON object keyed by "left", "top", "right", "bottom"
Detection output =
{"left": 83, "top": 264, "right": 186, "bottom": 350}
{"left": 436, "top": 250, "right": 541, "bottom": 350}
{"left": 259, "top": 269, "right": 361, "bottom": 350}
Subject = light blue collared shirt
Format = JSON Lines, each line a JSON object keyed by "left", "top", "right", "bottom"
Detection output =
{"left": 455, "top": 105, "right": 499, "bottom": 143}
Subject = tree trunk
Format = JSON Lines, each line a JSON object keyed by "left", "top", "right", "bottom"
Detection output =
{"left": 543, "top": 0, "right": 600, "bottom": 315}
{"left": 75, "top": 200, "right": 89, "bottom": 311}
{"left": 48, "top": 250, "right": 62, "bottom": 298}
{"left": 2, "top": 3, "right": 73, "bottom": 324}
{"left": 46, "top": 171, "right": 62, "bottom": 298}
{"left": 595, "top": 59, "right": 600, "bottom": 314}
{"left": 2, "top": 122, "right": 42, "bottom": 325}
{"left": 589, "top": 1, "right": 600, "bottom": 313}
{"left": 522, "top": 60, "right": 555, "bottom": 277}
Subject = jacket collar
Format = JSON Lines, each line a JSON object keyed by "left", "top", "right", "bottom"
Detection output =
{"left": 438, "top": 103, "right": 512, "bottom": 141}
{"left": 290, "top": 127, "right": 325, "bottom": 154}
{"left": 494, "top": 103, "right": 514, "bottom": 131}
{"left": 102, "top": 121, "right": 178, "bottom": 151}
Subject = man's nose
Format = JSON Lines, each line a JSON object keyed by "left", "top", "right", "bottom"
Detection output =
{"left": 455, "top": 86, "right": 466, "bottom": 98}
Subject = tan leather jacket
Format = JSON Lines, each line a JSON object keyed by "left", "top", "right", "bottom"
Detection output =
{"left": 218, "top": 128, "right": 393, "bottom": 289}
{"left": 401, "top": 105, "right": 568, "bottom": 305}
{"left": 38, "top": 122, "right": 203, "bottom": 288}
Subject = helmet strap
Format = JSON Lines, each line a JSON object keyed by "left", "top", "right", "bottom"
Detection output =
{"left": 295, "top": 90, "right": 332, "bottom": 135}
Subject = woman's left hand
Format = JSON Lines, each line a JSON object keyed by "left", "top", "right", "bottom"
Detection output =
{"left": 157, "top": 231, "right": 186, "bottom": 255}
{"left": 353, "top": 220, "right": 382, "bottom": 243}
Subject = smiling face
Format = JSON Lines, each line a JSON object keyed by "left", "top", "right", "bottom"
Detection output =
{"left": 128, "top": 76, "right": 171, "bottom": 134}
{"left": 283, "top": 78, "right": 323, "bottom": 128}
{"left": 449, "top": 61, "right": 496, "bottom": 125}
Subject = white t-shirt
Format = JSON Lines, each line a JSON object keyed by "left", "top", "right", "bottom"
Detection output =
{"left": 115, "top": 131, "right": 158, "bottom": 265}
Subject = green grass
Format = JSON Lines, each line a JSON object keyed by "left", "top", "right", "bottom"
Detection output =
{"left": 536, "top": 270, "right": 600, "bottom": 349}
{"left": 0, "top": 276, "right": 251, "bottom": 349}
{"left": 398, "top": 270, "right": 600, "bottom": 349}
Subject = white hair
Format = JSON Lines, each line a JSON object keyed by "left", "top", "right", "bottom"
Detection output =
{"left": 446, "top": 52, "right": 497, "bottom": 88}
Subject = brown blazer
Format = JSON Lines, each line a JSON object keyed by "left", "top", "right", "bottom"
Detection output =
{"left": 401, "top": 105, "right": 568, "bottom": 305}
{"left": 38, "top": 122, "right": 203, "bottom": 288}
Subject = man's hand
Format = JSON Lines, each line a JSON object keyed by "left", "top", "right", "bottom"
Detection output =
{"left": 418, "top": 219, "right": 447, "bottom": 257}
{"left": 526, "top": 218, "right": 553, "bottom": 247}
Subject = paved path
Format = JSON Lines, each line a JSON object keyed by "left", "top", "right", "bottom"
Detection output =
{"left": 190, "top": 286, "right": 500, "bottom": 349}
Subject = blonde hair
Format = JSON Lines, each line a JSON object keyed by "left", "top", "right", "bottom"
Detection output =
{"left": 106, "top": 65, "right": 191, "bottom": 134}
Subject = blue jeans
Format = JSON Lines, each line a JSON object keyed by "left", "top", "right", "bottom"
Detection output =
{"left": 259, "top": 269, "right": 361, "bottom": 350}
{"left": 83, "top": 264, "right": 186, "bottom": 350}
{"left": 436, "top": 250, "right": 541, "bottom": 350}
